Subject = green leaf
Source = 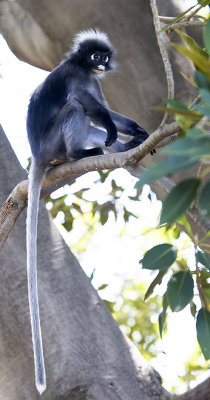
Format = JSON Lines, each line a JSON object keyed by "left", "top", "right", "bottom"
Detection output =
{"left": 199, "top": 230, "right": 210, "bottom": 245}
{"left": 204, "top": 19, "right": 210, "bottom": 56}
{"left": 190, "top": 301, "right": 197, "bottom": 318}
{"left": 196, "top": 308, "right": 210, "bottom": 360}
{"left": 154, "top": 106, "right": 201, "bottom": 119}
{"left": 98, "top": 283, "right": 108, "bottom": 291}
{"left": 90, "top": 268, "right": 96, "bottom": 281}
{"left": 144, "top": 269, "right": 168, "bottom": 300}
{"left": 161, "top": 136, "right": 210, "bottom": 158}
{"left": 167, "top": 271, "right": 194, "bottom": 312}
{"left": 160, "top": 178, "right": 200, "bottom": 225}
{"left": 196, "top": 251, "right": 210, "bottom": 271}
{"left": 199, "top": 182, "right": 210, "bottom": 218}
{"left": 171, "top": 43, "right": 210, "bottom": 79}
{"left": 195, "top": 105, "right": 210, "bottom": 118}
{"left": 200, "top": 88, "right": 210, "bottom": 108}
{"left": 141, "top": 244, "right": 177, "bottom": 270}
{"left": 175, "top": 28, "right": 209, "bottom": 59}
{"left": 180, "top": 71, "right": 197, "bottom": 87}
{"left": 176, "top": 215, "right": 193, "bottom": 237}
{"left": 186, "top": 127, "right": 206, "bottom": 140}
{"left": 194, "top": 71, "right": 210, "bottom": 91}
{"left": 135, "top": 156, "right": 198, "bottom": 188}
{"left": 166, "top": 98, "right": 188, "bottom": 111}
{"left": 159, "top": 294, "right": 168, "bottom": 338}
{"left": 198, "top": 0, "right": 210, "bottom": 6}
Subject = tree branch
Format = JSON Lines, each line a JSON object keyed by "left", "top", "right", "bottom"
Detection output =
{"left": 159, "top": 15, "right": 205, "bottom": 31}
{"left": 0, "top": 122, "right": 180, "bottom": 252}
{"left": 150, "top": 0, "right": 174, "bottom": 126}
{"left": 172, "top": 376, "right": 210, "bottom": 400}
{"left": 1, "top": 120, "right": 209, "bottom": 254}
{"left": 166, "top": 20, "right": 205, "bottom": 31}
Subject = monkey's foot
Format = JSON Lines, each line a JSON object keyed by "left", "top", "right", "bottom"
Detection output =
{"left": 49, "top": 159, "right": 63, "bottom": 166}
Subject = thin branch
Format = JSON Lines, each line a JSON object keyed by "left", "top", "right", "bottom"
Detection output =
{"left": 159, "top": 15, "right": 206, "bottom": 22}
{"left": 150, "top": 0, "right": 175, "bottom": 126}
{"left": 167, "top": 20, "right": 205, "bottom": 31}
{"left": 185, "top": 5, "right": 203, "bottom": 21}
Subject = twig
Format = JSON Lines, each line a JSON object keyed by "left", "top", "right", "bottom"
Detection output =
{"left": 185, "top": 5, "right": 203, "bottom": 21}
{"left": 150, "top": 0, "right": 174, "bottom": 126}
{"left": 167, "top": 20, "right": 205, "bottom": 31}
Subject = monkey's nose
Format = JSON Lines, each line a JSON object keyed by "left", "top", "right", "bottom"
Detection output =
{"left": 97, "top": 65, "right": 105, "bottom": 72}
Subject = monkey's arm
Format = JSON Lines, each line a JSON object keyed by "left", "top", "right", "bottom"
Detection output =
{"left": 77, "top": 91, "right": 117, "bottom": 147}
{"left": 108, "top": 110, "right": 148, "bottom": 139}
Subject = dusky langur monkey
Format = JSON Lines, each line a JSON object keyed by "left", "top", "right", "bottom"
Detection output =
{"left": 26, "top": 28, "right": 154, "bottom": 394}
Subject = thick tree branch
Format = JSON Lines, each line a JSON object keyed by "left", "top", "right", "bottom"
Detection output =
{"left": 1, "top": 121, "right": 209, "bottom": 255}
{"left": 172, "top": 376, "right": 210, "bottom": 400}
{"left": 0, "top": 121, "right": 180, "bottom": 252}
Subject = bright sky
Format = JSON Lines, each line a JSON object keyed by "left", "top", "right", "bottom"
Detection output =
{"left": 0, "top": 0, "right": 209, "bottom": 392}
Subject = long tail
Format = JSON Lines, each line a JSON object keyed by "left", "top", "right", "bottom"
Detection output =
{"left": 26, "top": 159, "right": 46, "bottom": 394}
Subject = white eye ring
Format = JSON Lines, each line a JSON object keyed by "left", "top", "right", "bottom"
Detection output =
{"left": 104, "top": 56, "right": 109, "bottom": 63}
{"left": 91, "top": 54, "right": 99, "bottom": 60}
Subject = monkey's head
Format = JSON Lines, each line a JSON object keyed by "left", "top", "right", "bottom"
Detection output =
{"left": 71, "top": 29, "right": 115, "bottom": 76}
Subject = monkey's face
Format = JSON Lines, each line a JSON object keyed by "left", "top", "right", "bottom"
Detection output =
{"left": 76, "top": 39, "right": 114, "bottom": 74}
{"left": 89, "top": 52, "right": 110, "bottom": 74}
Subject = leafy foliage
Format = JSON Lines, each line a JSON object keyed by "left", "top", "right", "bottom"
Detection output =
{"left": 137, "top": 12, "right": 210, "bottom": 360}
{"left": 167, "top": 271, "right": 194, "bottom": 312}
{"left": 141, "top": 244, "right": 177, "bottom": 270}
{"left": 111, "top": 279, "right": 162, "bottom": 360}
{"left": 196, "top": 308, "right": 210, "bottom": 360}
{"left": 160, "top": 178, "right": 200, "bottom": 225}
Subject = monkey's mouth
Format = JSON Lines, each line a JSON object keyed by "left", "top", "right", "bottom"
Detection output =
{"left": 94, "top": 65, "right": 105, "bottom": 73}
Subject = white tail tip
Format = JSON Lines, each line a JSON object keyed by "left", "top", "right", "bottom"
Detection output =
{"left": 37, "top": 381, "right": 46, "bottom": 395}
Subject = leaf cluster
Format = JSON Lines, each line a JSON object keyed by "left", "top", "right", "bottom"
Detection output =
{"left": 137, "top": 17, "right": 210, "bottom": 361}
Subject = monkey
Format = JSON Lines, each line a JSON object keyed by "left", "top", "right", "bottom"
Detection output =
{"left": 26, "top": 28, "right": 154, "bottom": 394}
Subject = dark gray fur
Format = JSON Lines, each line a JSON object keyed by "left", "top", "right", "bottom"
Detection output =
{"left": 26, "top": 29, "right": 151, "bottom": 394}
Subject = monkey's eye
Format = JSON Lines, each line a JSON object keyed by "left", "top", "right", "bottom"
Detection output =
{"left": 103, "top": 56, "right": 109, "bottom": 63}
{"left": 91, "top": 54, "right": 100, "bottom": 60}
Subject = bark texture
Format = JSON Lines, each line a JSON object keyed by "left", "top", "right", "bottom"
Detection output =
{"left": 0, "top": 0, "right": 200, "bottom": 133}
{"left": 0, "top": 1, "right": 209, "bottom": 398}
{"left": 0, "top": 128, "right": 167, "bottom": 399}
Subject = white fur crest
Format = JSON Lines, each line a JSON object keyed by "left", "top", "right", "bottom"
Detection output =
{"left": 72, "top": 28, "right": 111, "bottom": 52}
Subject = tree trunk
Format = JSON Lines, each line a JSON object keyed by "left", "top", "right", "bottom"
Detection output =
{"left": 0, "top": 126, "right": 167, "bottom": 399}
{"left": 0, "top": 1, "right": 209, "bottom": 397}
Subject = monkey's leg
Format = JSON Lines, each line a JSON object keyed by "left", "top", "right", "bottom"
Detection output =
{"left": 87, "top": 126, "right": 127, "bottom": 153}
{"left": 59, "top": 102, "right": 105, "bottom": 159}
{"left": 71, "top": 147, "right": 104, "bottom": 159}
{"left": 108, "top": 110, "right": 148, "bottom": 138}
{"left": 87, "top": 126, "right": 153, "bottom": 154}
{"left": 108, "top": 111, "right": 156, "bottom": 155}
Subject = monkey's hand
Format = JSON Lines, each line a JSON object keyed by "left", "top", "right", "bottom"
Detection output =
{"left": 128, "top": 122, "right": 149, "bottom": 139}
{"left": 105, "top": 122, "right": 118, "bottom": 147}
{"left": 129, "top": 123, "right": 156, "bottom": 156}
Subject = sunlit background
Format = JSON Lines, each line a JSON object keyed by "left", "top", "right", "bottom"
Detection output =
{"left": 0, "top": 0, "right": 209, "bottom": 393}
